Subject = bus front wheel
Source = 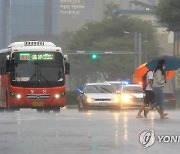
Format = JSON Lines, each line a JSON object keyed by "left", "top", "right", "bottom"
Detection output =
{"left": 37, "top": 108, "right": 43, "bottom": 113}
{"left": 5, "top": 108, "right": 16, "bottom": 112}
{"left": 0, "top": 107, "right": 4, "bottom": 112}
{"left": 53, "top": 107, "right": 60, "bottom": 113}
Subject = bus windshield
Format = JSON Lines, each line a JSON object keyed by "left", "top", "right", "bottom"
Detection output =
{"left": 11, "top": 52, "right": 65, "bottom": 87}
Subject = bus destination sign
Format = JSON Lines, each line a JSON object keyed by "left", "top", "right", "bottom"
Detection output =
{"left": 20, "top": 53, "right": 54, "bottom": 60}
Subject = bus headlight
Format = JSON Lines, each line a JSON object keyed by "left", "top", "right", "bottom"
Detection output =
{"left": 121, "top": 94, "right": 132, "bottom": 103}
{"left": 16, "top": 94, "right": 22, "bottom": 99}
{"left": 10, "top": 92, "right": 22, "bottom": 99}
{"left": 55, "top": 94, "right": 60, "bottom": 99}
{"left": 54, "top": 92, "right": 66, "bottom": 99}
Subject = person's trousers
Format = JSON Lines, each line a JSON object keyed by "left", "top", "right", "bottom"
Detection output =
{"left": 151, "top": 87, "right": 165, "bottom": 111}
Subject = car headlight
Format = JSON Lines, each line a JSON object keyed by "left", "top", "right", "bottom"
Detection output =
{"left": 121, "top": 94, "right": 132, "bottom": 103}
{"left": 112, "top": 96, "right": 119, "bottom": 103}
{"left": 86, "top": 97, "right": 93, "bottom": 103}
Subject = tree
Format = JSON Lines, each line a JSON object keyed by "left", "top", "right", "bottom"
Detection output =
{"left": 157, "top": 0, "right": 180, "bottom": 31}
{"left": 61, "top": 4, "right": 160, "bottom": 89}
{"left": 103, "top": 2, "right": 120, "bottom": 19}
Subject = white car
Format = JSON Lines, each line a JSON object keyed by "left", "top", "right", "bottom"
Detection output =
{"left": 77, "top": 83, "right": 121, "bottom": 110}
{"left": 120, "top": 84, "right": 144, "bottom": 108}
{"left": 106, "top": 81, "right": 122, "bottom": 91}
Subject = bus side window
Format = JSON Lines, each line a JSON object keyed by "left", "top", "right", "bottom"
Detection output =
{"left": 0, "top": 52, "right": 11, "bottom": 74}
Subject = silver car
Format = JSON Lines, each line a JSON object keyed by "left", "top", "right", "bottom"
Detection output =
{"left": 77, "top": 83, "right": 121, "bottom": 110}
{"left": 120, "top": 84, "right": 144, "bottom": 108}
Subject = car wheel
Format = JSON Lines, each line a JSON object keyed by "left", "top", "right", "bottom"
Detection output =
{"left": 83, "top": 103, "right": 88, "bottom": 111}
{"left": 116, "top": 103, "right": 122, "bottom": 110}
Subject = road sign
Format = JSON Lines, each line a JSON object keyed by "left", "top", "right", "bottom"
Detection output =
{"left": 63, "top": 50, "right": 135, "bottom": 55}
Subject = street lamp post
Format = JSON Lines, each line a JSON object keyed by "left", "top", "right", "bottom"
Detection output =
{"left": 138, "top": 33, "right": 142, "bottom": 66}
{"left": 124, "top": 31, "right": 142, "bottom": 71}
{"left": 134, "top": 32, "right": 138, "bottom": 71}
{"left": 134, "top": 32, "right": 142, "bottom": 70}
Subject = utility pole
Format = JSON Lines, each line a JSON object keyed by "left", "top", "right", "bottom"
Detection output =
{"left": 138, "top": 33, "right": 142, "bottom": 66}
{"left": 134, "top": 32, "right": 142, "bottom": 70}
{"left": 134, "top": 32, "right": 138, "bottom": 71}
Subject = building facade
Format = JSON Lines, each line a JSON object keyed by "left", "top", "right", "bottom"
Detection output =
{"left": 0, "top": 0, "right": 10, "bottom": 49}
{"left": 0, "top": 0, "right": 161, "bottom": 49}
{"left": 59, "top": 0, "right": 104, "bottom": 34}
{"left": 58, "top": 0, "right": 160, "bottom": 34}
{"left": 0, "top": 0, "right": 59, "bottom": 49}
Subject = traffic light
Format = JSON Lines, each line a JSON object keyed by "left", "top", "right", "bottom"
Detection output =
{"left": 90, "top": 53, "right": 99, "bottom": 60}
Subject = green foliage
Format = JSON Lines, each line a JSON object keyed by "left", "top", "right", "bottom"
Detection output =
{"left": 157, "top": 0, "right": 180, "bottom": 31}
{"left": 59, "top": 31, "right": 75, "bottom": 50}
{"left": 103, "top": 2, "right": 120, "bottom": 19}
{"left": 62, "top": 3, "right": 160, "bottom": 89}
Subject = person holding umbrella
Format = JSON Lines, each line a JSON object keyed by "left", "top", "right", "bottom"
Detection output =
{"left": 136, "top": 55, "right": 180, "bottom": 118}
{"left": 136, "top": 70, "right": 162, "bottom": 118}
{"left": 145, "top": 59, "right": 168, "bottom": 119}
{"left": 134, "top": 63, "right": 173, "bottom": 118}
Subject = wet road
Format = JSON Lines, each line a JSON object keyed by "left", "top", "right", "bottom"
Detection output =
{"left": 0, "top": 108, "right": 180, "bottom": 154}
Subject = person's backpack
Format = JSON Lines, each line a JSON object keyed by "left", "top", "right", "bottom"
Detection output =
{"left": 142, "top": 71, "right": 153, "bottom": 91}
{"left": 142, "top": 71, "right": 149, "bottom": 91}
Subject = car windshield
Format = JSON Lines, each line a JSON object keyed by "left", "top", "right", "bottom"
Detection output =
{"left": 85, "top": 85, "right": 116, "bottom": 93}
{"left": 110, "top": 83, "right": 122, "bottom": 91}
{"left": 10, "top": 52, "right": 65, "bottom": 87}
{"left": 123, "top": 86, "right": 143, "bottom": 93}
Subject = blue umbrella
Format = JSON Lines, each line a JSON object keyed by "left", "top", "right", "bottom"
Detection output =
{"left": 146, "top": 55, "right": 180, "bottom": 71}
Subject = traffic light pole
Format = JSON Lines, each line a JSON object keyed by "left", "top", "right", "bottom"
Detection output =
{"left": 63, "top": 51, "right": 135, "bottom": 55}
{"left": 64, "top": 33, "right": 142, "bottom": 71}
{"left": 64, "top": 49, "right": 141, "bottom": 72}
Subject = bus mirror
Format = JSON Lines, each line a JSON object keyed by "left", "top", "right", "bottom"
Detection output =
{"left": 65, "top": 62, "right": 70, "bottom": 74}
{"left": 6, "top": 60, "right": 11, "bottom": 72}
{"left": 6, "top": 55, "right": 11, "bottom": 60}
